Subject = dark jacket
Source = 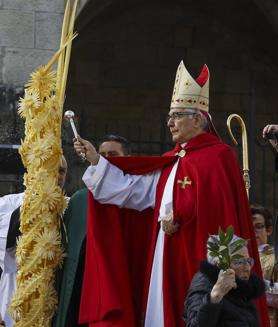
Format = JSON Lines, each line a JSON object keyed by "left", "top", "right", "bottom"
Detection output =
{"left": 7, "top": 206, "right": 21, "bottom": 248}
{"left": 184, "top": 261, "right": 265, "bottom": 327}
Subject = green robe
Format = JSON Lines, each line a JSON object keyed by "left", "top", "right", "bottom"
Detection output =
{"left": 54, "top": 188, "right": 88, "bottom": 327}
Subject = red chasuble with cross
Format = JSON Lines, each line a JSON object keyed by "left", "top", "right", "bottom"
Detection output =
{"left": 79, "top": 132, "right": 269, "bottom": 327}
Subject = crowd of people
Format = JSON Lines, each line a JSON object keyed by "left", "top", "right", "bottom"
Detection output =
{"left": 1, "top": 62, "right": 278, "bottom": 326}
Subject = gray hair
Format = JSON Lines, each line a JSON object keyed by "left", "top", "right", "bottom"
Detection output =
{"left": 182, "top": 108, "right": 209, "bottom": 132}
{"left": 207, "top": 234, "right": 247, "bottom": 266}
{"left": 198, "top": 112, "right": 209, "bottom": 132}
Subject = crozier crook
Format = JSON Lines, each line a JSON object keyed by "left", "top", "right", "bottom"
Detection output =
{"left": 227, "top": 114, "right": 250, "bottom": 198}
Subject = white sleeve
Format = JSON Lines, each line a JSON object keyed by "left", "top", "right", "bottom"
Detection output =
{"left": 0, "top": 193, "right": 23, "bottom": 273}
{"left": 82, "top": 156, "right": 161, "bottom": 211}
{"left": 0, "top": 193, "right": 23, "bottom": 214}
{"left": 0, "top": 211, "right": 13, "bottom": 272}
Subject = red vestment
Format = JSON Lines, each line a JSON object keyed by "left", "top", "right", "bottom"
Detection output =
{"left": 79, "top": 132, "right": 269, "bottom": 327}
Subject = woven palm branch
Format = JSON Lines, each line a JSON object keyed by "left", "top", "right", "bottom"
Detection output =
{"left": 9, "top": 1, "right": 79, "bottom": 326}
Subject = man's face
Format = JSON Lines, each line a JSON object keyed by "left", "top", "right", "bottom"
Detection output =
{"left": 58, "top": 156, "right": 68, "bottom": 189}
{"left": 98, "top": 141, "right": 126, "bottom": 157}
{"left": 252, "top": 213, "right": 272, "bottom": 246}
{"left": 167, "top": 108, "right": 203, "bottom": 143}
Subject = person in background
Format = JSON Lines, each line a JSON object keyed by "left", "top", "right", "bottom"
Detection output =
{"left": 0, "top": 156, "right": 67, "bottom": 327}
{"left": 54, "top": 135, "right": 130, "bottom": 327}
{"left": 251, "top": 204, "right": 278, "bottom": 327}
{"left": 98, "top": 134, "right": 130, "bottom": 157}
{"left": 184, "top": 234, "right": 265, "bottom": 326}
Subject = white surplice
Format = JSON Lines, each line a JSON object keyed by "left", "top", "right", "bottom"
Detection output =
{"left": 83, "top": 156, "right": 179, "bottom": 327}
{"left": 0, "top": 193, "right": 24, "bottom": 327}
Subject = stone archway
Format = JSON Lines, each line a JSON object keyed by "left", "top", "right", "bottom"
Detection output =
{"left": 64, "top": 0, "right": 278, "bottom": 208}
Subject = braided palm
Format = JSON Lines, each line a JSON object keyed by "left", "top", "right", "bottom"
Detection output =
{"left": 9, "top": 1, "right": 79, "bottom": 326}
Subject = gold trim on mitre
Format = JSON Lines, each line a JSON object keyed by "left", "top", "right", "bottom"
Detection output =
{"left": 171, "top": 61, "right": 209, "bottom": 112}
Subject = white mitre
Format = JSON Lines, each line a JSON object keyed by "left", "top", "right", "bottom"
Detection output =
{"left": 171, "top": 61, "right": 209, "bottom": 112}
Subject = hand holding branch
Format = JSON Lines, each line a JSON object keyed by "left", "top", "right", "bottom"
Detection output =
{"left": 210, "top": 269, "right": 237, "bottom": 303}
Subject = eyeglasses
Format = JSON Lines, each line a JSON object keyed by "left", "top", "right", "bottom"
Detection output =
{"left": 254, "top": 223, "right": 265, "bottom": 232}
{"left": 231, "top": 257, "right": 255, "bottom": 267}
{"left": 166, "top": 111, "right": 197, "bottom": 124}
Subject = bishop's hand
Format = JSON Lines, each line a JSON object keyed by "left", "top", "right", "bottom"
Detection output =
{"left": 73, "top": 136, "right": 100, "bottom": 165}
{"left": 162, "top": 211, "right": 179, "bottom": 236}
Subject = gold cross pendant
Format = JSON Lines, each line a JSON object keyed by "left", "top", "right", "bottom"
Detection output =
{"left": 177, "top": 176, "right": 192, "bottom": 189}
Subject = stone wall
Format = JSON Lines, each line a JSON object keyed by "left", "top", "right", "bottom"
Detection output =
{"left": 0, "top": 0, "right": 64, "bottom": 86}
{"left": 0, "top": 0, "right": 90, "bottom": 195}
{"left": 0, "top": 0, "right": 88, "bottom": 85}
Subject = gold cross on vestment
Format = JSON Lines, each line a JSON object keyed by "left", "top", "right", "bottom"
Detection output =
{"left": 177, "top": 176, "right": 192, "bottom": 189}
